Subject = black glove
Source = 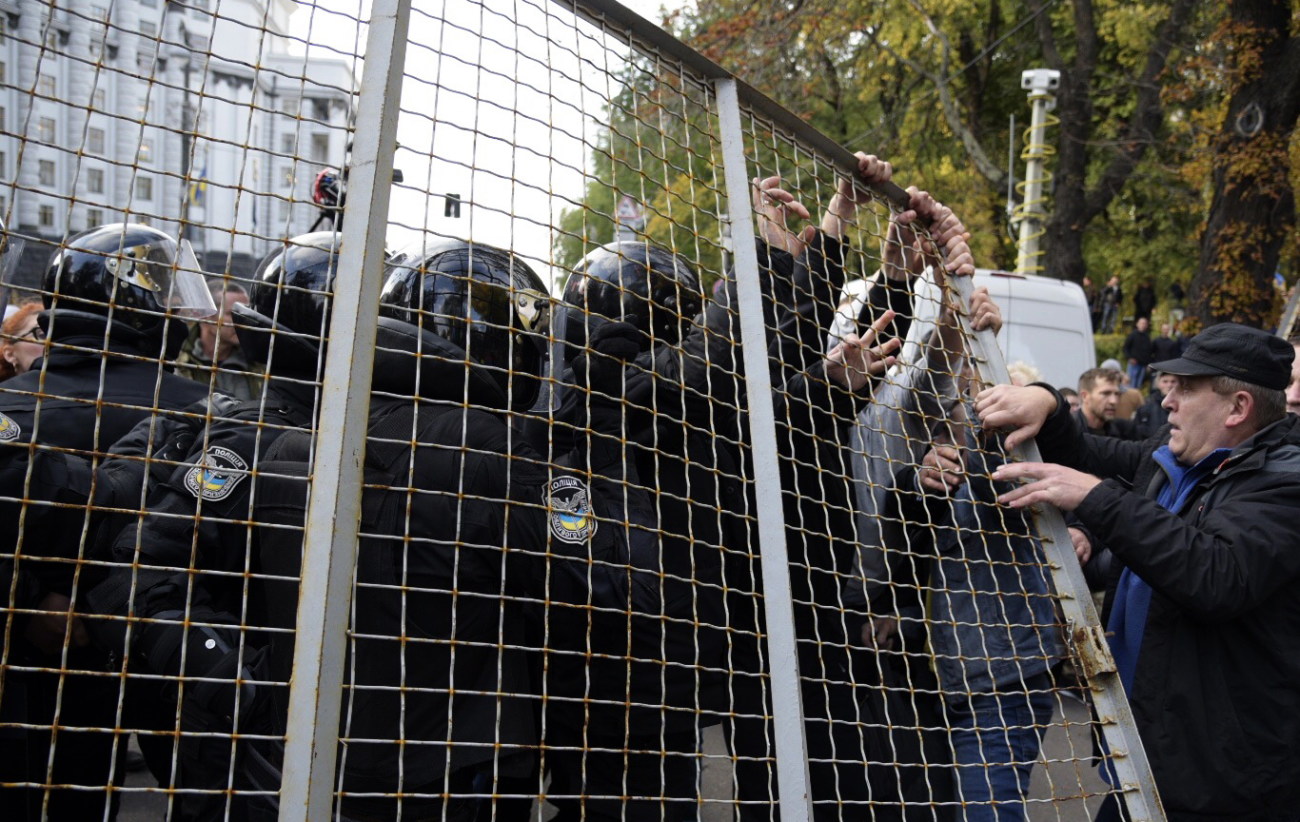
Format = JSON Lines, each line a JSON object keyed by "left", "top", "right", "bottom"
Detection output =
{"left": 570, "top": 317, "right": 644, "bottom": 397}
{"left": 184, "top": 642, "right": 271, "bottom": 732}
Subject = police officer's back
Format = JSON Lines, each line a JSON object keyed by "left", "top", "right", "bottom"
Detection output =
{"left": 0, "top": 222, "right": 214, "bottom": 820}
{"left": 84, "top": 233, "right": 341, "bottom": 821}
{"left": 250, "top": 240, "right": 647, "bottom": 822}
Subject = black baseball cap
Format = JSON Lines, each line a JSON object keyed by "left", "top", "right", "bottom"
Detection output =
{"left": 1149, "top": 323, "right": 1295, "bottom": 391}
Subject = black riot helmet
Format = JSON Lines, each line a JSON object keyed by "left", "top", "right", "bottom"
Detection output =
{"left": 233, "top": 231, "right": 342, "bottom": 376}
{"left": 561, "top": 241, "right": 702, "bottom": 352}
{"left": 43, "top": 222, "right": 216, "bottom": 337}
{"left": 379, "top": 239, "right": 550, "bottom": 411}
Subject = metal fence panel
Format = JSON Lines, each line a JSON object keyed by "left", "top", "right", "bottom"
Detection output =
{"left": 0, "top": 0, "right": 1163, "bottom": 820}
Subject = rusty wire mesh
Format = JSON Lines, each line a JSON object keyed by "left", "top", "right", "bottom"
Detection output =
{"left": 0, "top": 0, "right": 1142, "bottom": 820}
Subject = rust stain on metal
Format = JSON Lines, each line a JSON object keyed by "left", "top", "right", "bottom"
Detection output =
{"left": 1073, "top": 622, "right": 1118, "bottom": 680}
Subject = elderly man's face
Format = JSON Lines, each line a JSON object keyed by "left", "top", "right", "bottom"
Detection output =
{"left": 1288, "top": 343, "right": 1300, "bottom": 415}
{"left": 1163, "top": 376, "right": 1237, "bottom": 464}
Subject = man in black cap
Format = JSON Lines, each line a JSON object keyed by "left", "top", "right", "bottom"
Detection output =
{"left": 973, "top": 323, "right": 1300, "bottom": 822}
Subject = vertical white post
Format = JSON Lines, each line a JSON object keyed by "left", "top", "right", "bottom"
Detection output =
{"left": 1014, "top": 69, "right": 1059, "bottom": 275}
{"left": 713, "top": 78, "right": 814, "bottom": 822}
{"left": 276, "top": 1, "right": 410, "bottom": 819}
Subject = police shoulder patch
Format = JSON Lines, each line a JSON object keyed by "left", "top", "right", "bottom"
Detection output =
{"left": 184, "top": 445, "right": 250, "bottom": 502}
{"left": 544, "top": 476, "right": 598, "bottom": 544}
{"left": 0, "top": 411, "right": 21, "bottom": 443}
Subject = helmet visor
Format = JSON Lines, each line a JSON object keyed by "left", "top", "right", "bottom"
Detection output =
{"left": 167, "top": 240, "right": 218, "bottom": 319}
{"left": 98, "top": 236, "right": 216, "bottom": 319}
{"left": 1, "top": 236, "right": 26, "bottom": 286}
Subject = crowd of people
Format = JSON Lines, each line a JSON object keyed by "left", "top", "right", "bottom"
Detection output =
{"left": 0, "top": 147, "right": 1297, "bottom": 822}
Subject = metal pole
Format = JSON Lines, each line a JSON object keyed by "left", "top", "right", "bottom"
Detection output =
{"left": 277, "top": 1, "right": 410, "bottom": 818}
{"left": 713, "top": 77, "right": 814, "bottom": 822}
{"left": 1014, "top": 69, "right": 1058, "bottom": 275}
{"left": 950, "top": 274, "right": 1166, "bottom": 820}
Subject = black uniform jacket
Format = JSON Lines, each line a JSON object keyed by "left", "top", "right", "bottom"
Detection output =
{"left": 0, "top": 310, "right": 207, "bottom": 617}
{"left": 255, "top": 319, "right": 652, "bottom": 796}
{"left": 1035, "top": 390, "right": 1300, "bottom": 821}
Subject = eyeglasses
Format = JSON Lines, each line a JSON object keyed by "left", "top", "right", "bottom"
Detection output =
{"left": 13, "top": 325, "right": 44, "bottom": 343}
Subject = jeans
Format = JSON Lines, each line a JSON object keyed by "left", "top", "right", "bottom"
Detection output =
{"left": 947, "top": 673, "right": 1055, "bottom": 822}
{"left": 1127, "top": 362, "right": 1147, "bottom": 392}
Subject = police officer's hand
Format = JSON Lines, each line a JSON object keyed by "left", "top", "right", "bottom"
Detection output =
{"left": 572, "top": 319, "right": 643, "bottom": 398}
{"left": 185, "top": 644, "right": 270, "bottom": 732}
{"left": 918, "top": 445, "right": 965, "bottom": 493}
{"left": 23, "top": 592, "right": 90, "bottom": 655}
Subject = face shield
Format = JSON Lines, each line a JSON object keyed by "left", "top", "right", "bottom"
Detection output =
{"left": 0, "top": 233, "right": 27, "bottom": 288}
{"left": 101, "top": 236, "right": 217, "bottom": 320}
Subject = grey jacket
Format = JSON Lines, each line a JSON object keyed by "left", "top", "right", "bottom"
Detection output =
{"left": 893, "top": 438, "right": 1064, "bottom": 699}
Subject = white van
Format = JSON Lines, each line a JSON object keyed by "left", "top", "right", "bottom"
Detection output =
{"left": 836, "top": 268, "right": 1096, "bottom": 390}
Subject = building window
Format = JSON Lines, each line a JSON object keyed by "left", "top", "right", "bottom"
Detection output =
{"left": 92, "top": 89, "right": 106, "bottom": 110}
{"left": 39, "top": 160, "right": 56, "bottom": 186}
{"left": 136, "top": 175, "right": 153, "bottom": 200}
{"left": 87, "top": 208, "right": 104, "bottom": 228}
{"left": 311, "top": 134, "right": 330, "bottom": 163}
{"left": 0, "top": 62, "right": 6, "bottom": 83}
{"left": 38, "top": 75, "right": 56, "bottom": 97}
{"left": 0, "top": 106, "right": 6, "bottom": 132}
{"left": 280, "top": 133, "right": 295, "bottom": 154}
{"left": 90, "top": 4, "right": 109, "bottom": 19}
{"left": 38, "top": 117, "right": 56, "bottom": 143}
{"left": 39, "top": 205, "right": 55, "bottom": 228}
{"left": 140, "top": 21, "right": 157, "bottom": 38}
{"left": 87, "top": 167, "right": 104, "bottom": 193}
{"left": 138, "top": 140, "right": 153, "bottom": 163}
{"left": 139, "top": 0, "right": 156, "bottom": 6}
{"left": 278, "top": 198, "right": 290, "bottom": 221}
{"left": 280, "top": 97, "right": 298, "bottom": 115}
{"left": 0, "top": 151, "right": 6, "bottom": 175}
{"left": 88, "top": 127, "right": 105, "bottom": 154}
{"left": 281, "top": 166, "right": 294, "bottom": 186}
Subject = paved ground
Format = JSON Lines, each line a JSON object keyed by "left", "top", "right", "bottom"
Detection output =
{"left": 117, "top": 696, "right": 1110, "bottom": 820}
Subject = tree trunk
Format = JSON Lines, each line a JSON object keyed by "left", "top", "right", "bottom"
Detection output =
{"left": 1190, "top": 0, "right": 1300, "bottom": 328}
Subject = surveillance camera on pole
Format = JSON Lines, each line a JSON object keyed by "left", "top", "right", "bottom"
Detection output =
{"left": 1013, "top": 68, "right": 1060, "bottom": 275}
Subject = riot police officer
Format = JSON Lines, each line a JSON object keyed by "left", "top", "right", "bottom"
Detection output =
{"left": 245, "top": 239, "right": 652, "bottom": 821}
{"left": 0, "top": 222, "right": 214, "bottom": 820}
{"left": 85, "top": 232, "right": 344, "bottom": 821}
{"left": 530, "top": 239, "right": 747, "bottom": 822}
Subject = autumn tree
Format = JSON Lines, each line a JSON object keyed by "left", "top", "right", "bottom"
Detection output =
{"left": 1188, "top": 0, "right": 1300, "bottom": 327}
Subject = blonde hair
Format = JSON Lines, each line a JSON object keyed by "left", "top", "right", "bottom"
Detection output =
{"left": 1006, "top": 360, "right": 1042, "bottom": 387}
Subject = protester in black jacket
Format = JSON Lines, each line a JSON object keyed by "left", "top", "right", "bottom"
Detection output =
{"left": 668, "top": 154, "right": 975, "bottom": 820}
{"left": 977, "top": 324, "right": 1300, "bottom": 822}
{"left": 0, "top": 223, "right": 213, "bottom": 820}
{"left": 1122, "top": 317, "right": 1154, "bottom": 391}
{"left": 1132, "top": 371, "right": 1175, "bottom": 439}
